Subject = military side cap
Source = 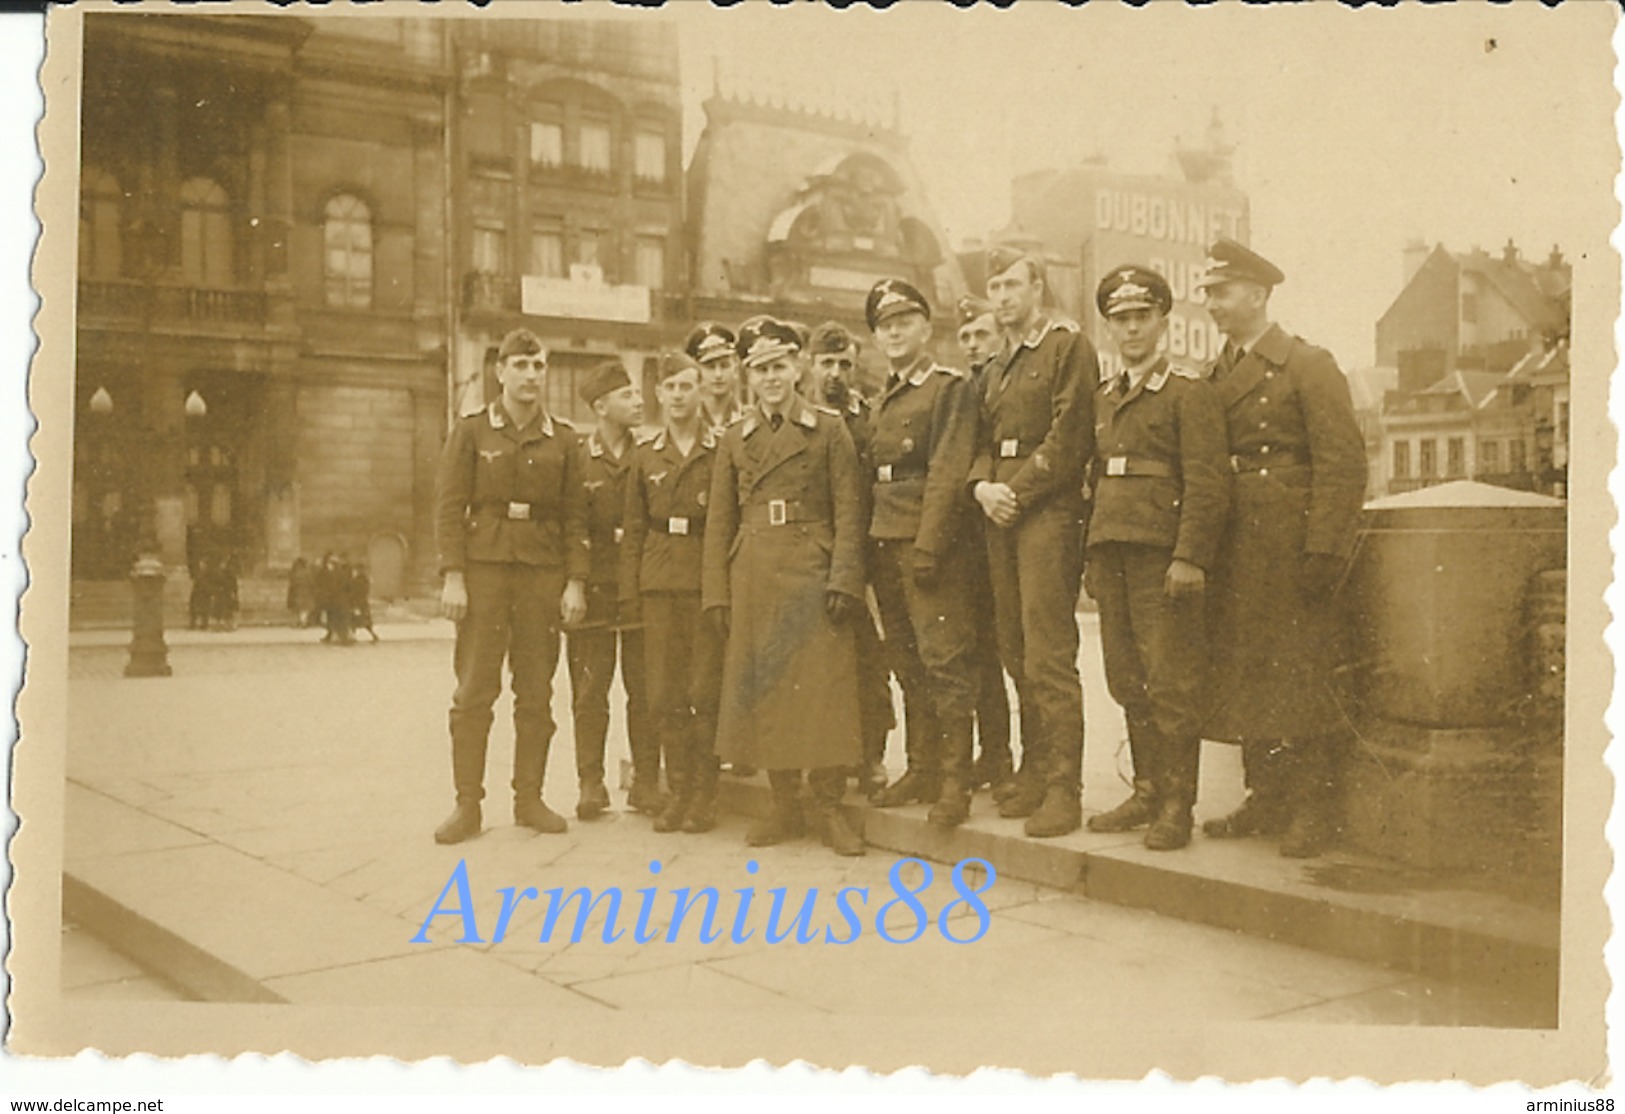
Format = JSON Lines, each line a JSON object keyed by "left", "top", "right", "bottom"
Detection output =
{"left": 497, "top": 327, "right": 545, "bottom": 360}
{"left": 684, "top": 321, "right": 737, "bottom": 364}
{"left": 956, "top": 295, "right": 994, "bottom": 325}
{"left": 1197, "top": 238, "right": 1285, "bottom": 290}
{"left": 986, "top": 244, "right": 1041, "bottom": 281}
{"left": 865, "top": 278, "right": 931, "bottom": 330}
{"left": 809, "top": 320, "right": 861, "bottom": 355}
{"left": 736, "top": 316, "right": 803, "bottom": 368}
{"left": 1096, "top": 265, "right": 1174, "bottom": 318}
{"left": 653, "top": 350, "right": 700, "bottom": 383}
{"left": 579, "top": 359, "right": 632, "bottom": 405}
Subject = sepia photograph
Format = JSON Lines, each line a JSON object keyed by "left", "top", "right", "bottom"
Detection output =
{"left": 7, "top": 0, "right": 1618, "bottom": 1094}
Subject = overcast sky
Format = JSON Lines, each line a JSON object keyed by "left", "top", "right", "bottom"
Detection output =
{"left": 675, "top": 2, "right": 1611, "bottom": 370}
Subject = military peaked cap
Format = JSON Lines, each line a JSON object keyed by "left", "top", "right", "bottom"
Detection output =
{"left": 1196, "top": 238, "right": 1286, "bottom": 290}
{"left": 865, "top": 277, "right": 931, "bottom": 330}
{"left": 1096, "top": 265, "right": 1174, "bottom": 317}
{"left": 736, "top": 316, "right": 803, "bottom": 368}
{"left": 685, "top": 321, "right": 737, "bottom": 364}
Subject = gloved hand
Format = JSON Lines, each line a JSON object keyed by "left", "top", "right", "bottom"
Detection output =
{"left": 706, "top": 605, "right": 731, "bottom": 641}
{"left": 1299, "top": 552, "right": 1345, "bottom": 600}
{"left": 825, "top": 591, "right": 856, "bottom": 624}
{"left": 911, "top": 548, "right": 939, "bottom": 589}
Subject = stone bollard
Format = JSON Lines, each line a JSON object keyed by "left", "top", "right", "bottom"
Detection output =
{"left": 124, "top": 553, "right": 173, "bottom": 678}
{"left": 1341, "top": 480, "right": 1565, "bottom": 875}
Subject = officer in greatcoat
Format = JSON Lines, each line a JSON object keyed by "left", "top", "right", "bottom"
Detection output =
{"left": 862, "top": 280, "right": 981, "bottom": 828}
{"left": 702, "top": 317, "right": 868, "bottom": 857}
{"left": 953, "top": 295, "right": 1019, "bottom": 794}
{"left": 565, "top": 360, "right": 658, "bottom": 821}
{"left": 1196, "top": 239, "right": 1366, "bottom": 858}
{"left": 620, "top": 352, "right": 723, "bottom": 834}
{"left": 804, "top": 320, "right": 901, "bottom": 801}
{"left": 432, "top": 328, "right": 589, "bottom": 844}
{"left": 1083, "top": 266, "right": 1230, "bottom": 851}
{"left": 969, "top": 246, "right": 1098, "bottom": 838}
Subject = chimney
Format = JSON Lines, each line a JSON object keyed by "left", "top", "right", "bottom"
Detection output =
{"left": 1402, "top": 237, "right": 1429, "bottom": 284}
{"left": 1548, "top": 244, "right": 1565, "bottom": 270}
{"left": 1502, "top": 237, "right": 1519, "bottom": 265}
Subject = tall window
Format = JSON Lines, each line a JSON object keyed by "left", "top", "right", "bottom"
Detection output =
{"left": 530, "top": 121, "right": 563, "bottom": 168}
{"left": 634, "top": 235, "right": 664, "bottom": 289}
{"left": 578, "top": 119, "right": 611, "bottom": 173}
{"left": 530, "top": 223, "right": 563, "bottom": 278}
{"left": 1480, "top": 439, "right": 1500, "bottom": 474}
{"left": 179, "top": 177, "right": 233, "bottom": 286}
{"left": 1510, "top": 438, "right": 1527, "bottom": 473}
{"left": 575, "top": 229, "right": 602, "bottom": 271}
{"left": 80, "top": 167, "right": 123, "bottom": 279}
{"left": 1392, "top": 441, "right": 1410, "bottom": 480}
{"left": 1446, "top": 436, "right": 1465, "bottom": 477}
{"left": 1418, "top": 438, "right": 1436, "bottom": 477}
{"left": 634, "top": 130, "right": 666, "bottom": 182}
{"left": 323, "top": 194, "right": 373, "bottom": 309}
{"left": 472, "top": 223, "right": 506, "bottom": 274}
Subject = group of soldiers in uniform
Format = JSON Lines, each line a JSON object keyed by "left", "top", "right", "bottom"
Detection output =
{"left": 429, "top": 236, "right": 1366, "bottom": 863}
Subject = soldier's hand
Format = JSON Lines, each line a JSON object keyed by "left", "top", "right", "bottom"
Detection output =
{"left": 1164, "top": 558, "right": 1206, "bottom": 600}
{"left": 440, "top": 572, "right": 468, "bottom": 622}
{"left": 974, "top": 481, "right": 1021, "bottom": 528}
{"left": 911, "top": 548, "right": 940, "bottom": 588}
{"left": 825, "top": 591, "right": 856, "bottom": 624}
{"left": 561, "top": 579, "right": 588, "bottom": 626}
{"left": 706, "top": 605, "right": 730, "bottom": 641}
{"left": 1298, "top": 553, "right": 1345, "bottom": 600}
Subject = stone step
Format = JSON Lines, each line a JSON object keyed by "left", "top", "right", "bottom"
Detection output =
{"left": 715, "top": 777, "right": 1559, "bottom": 1004}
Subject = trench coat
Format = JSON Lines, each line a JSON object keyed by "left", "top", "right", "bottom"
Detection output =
{"left": 1203, "top": 324, "right": 1367, "bottom": 742}
{"left": 701, "top": 396, "right": 865, "bottom": 770}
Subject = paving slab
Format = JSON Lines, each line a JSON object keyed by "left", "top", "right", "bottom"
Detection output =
{"left": 260, "top": 947, "right": 610, "bottom": 1010}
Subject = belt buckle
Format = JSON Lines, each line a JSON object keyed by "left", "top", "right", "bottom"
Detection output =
{"left": 768, "top": 499, "right": 787, "bottom": 526}
{"left": 668, "top": 517, "right": 689, "bottom": 536}
{"left": 877, "top": 464, "right": 893, "bottom": 482}
{"left": 1229, "top": 455, "right": 1243, "bottom": 473}
{"left": 1000, "top": 438, "right": 1020, "bottom": 459}
{"left": 1106, "top": 456, "right": 1127, "bottom": 477}
{"left": 613, "top": 526, "right": 624, "bottom": 543}
{"left": 507, "top": 501, "right": 531, "bottom": 521}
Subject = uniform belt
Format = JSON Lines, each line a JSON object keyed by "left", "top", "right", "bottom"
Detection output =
{"left": 475, "top": 500, "right": 544, "bottom": 521}
{"left": 874, "top": 463, "right": 926, "bottom": 483}
{"left": 1230, "top": 448, "right": 1311, "bottom": 473}
{"left": 992, "top": 436, "right": 1043, "bottom": 460}
{"left": 741, "top": 499, "right": 824, "bottom": 526}
{"left": 648, "top": 514, "right": 705, "bottom": 535}
{"left": 1098, "top": 456, "right": 1175, "bottom": 479}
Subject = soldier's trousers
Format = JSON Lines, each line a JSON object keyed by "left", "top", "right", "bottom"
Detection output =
{"left": 1089, "top": 542, "right": 1206, "bottom": 801}
{"left": 566, "top": 585, "right": 653, "bottom": 789}
{"left": 871, "top": 538, "right": 979, "bottom": 776}
{"left": 642, "top": 591, "right": 723, "bottom": 798}
{"left": 852, "top": 601, "right": 897, "bottom": 768}
{"left": 448, "top": 561, "right": 564, "bottom": 804}
{"left": 963, "top": 522, "right": 1013, "bottom": 765}
{"left": 985, "top": 497, "right": 1086, "bottom": 792}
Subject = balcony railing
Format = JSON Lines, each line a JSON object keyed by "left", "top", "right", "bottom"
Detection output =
{"left": 79, "top": 280, "right": 268, "bottom": 326}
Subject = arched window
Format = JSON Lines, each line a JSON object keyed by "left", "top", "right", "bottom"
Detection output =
{"left": 80, "top": 167, "right": 124, "bottom": 279}
{"left": 323, "top": 193, "right": 373, "bottom": 309}
{"left": 179, "top": 177, "right": 233, "bottom": 286}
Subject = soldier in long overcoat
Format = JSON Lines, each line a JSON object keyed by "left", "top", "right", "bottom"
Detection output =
{"left": 702, "top": 316, "right": 868, "bottom": 856}
{"left": 1196, "top": 239, "right": 1367, "bottom": 858}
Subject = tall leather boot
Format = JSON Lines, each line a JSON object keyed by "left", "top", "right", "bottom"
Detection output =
{"left": 1202, "top": 739, "right": 1288, "bottom": 838}
{"left": 1145, "top": 735, "right": 1199, "bottom": 851}
{"left": 1280, "top": 736, "right": 1337, "bottom": 858}
{"left": 652, "top": 726, "right": 691, "bottom": 834}
{"left": 512, "top": 723, "right": 566, "bottom": 834}
{"left": 435, "top": 726, "right": 489, "bottom": 844}
{"left": 992, "top": 689, "right": 1039, "bottom": 806}
{"left": 1025, "top": 727, "right": 1083, "bottom": 838}
{"left": 809, "top": 767, "right": 865, "bottom": 856}
{"left": 746, "top": 770, "right": 805, "bottom": 847}
{"left": 683, "top": 710, "right": 721, "bottom": 833}
{"left": 927, "top": 714, "right": 976, "bottom": 828}
{"left": 876, "top": 680, "right": 941, "bottom": 807}
{"left": 1088, "top": 719, "right": 1161, "bottom": 833}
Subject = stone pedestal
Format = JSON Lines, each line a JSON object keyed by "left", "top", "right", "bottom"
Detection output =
{"left": 124, "top": 555, "right": 172, "bottom": 678}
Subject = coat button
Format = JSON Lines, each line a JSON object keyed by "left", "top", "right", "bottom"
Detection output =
{"left": 1259, "top": 468, "right": 1269, "bottom": 477}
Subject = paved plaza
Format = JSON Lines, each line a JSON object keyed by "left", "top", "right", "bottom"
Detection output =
{"left": 58, "top": 620, "right": 1549, "bottom": 1027}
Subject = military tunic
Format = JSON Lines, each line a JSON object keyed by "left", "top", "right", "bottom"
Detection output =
{"left": 968, "top": 314, "right": 1098, "bottom": 791}
{"left": 702, "top": 396, "right": 865, "bottom": 770}
{"left": 565, "top": 430, "right": 653, "bottom": 789}
{"left": 433, "top": 402, "right": 589, "bottom": 803}
{"left": 1085, "top": 357, "right": 1230, "bottom": 782}
{"left": 1204, "top": 324, "right": 1366, "bottom": 741}
{"left": 621, "top": 425, "right": 723, "bottom": 793}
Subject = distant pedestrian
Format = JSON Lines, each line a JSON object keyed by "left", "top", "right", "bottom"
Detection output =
{"left": 215, "top": 551, "right": 240, "bottom": 631}
{"left": 318, "top": 551, "right": 353, "bottom": 644}
{"left": 189, "top": 555, "right": 214, "bottom": 631}
{"left": 348, "top": 559, "right": 378, "bottom": 642}
{"left": 287, "top": 557, "right": 316, "bottom": 627}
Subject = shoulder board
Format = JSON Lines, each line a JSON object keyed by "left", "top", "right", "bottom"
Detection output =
{"left": 1048, "top": 316, "right": 1081, "bottom": 335}
{"left": 933, "top": 363, "right": 966, "bottom": 379}
{"left": 813, "top": 403, "right": 842, "bottom": 418}
{"left": 633, "top": 428, "right": 661, "bottom": 446}
{"left": 1168, "top": 363, "right": 1203, "bottom": 381}
{"left": 554, "top": 416, "right": 579, "bottom": 435}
